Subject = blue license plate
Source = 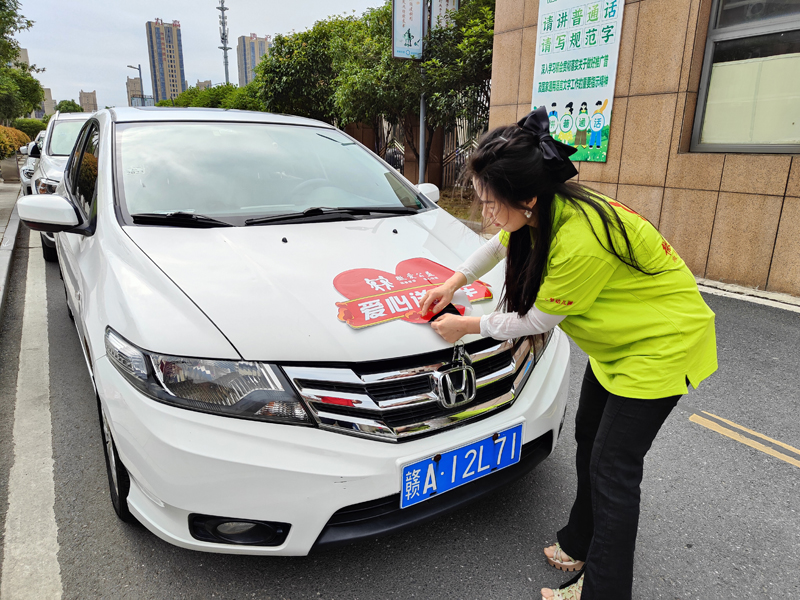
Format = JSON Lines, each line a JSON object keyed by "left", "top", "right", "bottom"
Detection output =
{"left": 400, "top": 423, "right": 524, "bottom": 509}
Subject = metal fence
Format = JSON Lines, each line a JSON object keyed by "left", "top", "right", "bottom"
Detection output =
{"left": 371, "top": 85, "right": 490, "bottom": 185}
{"left": 376, "top": 118, "right": 405, "bottom": 172}
{"left": 442, "top": 87, "right": 490, "bottom": 188}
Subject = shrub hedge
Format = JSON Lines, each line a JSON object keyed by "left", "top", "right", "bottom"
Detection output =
{"left": 0, "top": 127, "right": 31, "bottom": 159}
{"left": 13, "top": 118, "right": 46, "bottom": 140}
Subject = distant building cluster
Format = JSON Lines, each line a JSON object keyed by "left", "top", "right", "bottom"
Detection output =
{"left": 237, "top": 34, "right": 270, "bottom": 87}
{"left": 18, "top": 6, "right": 277, "bottom": 114}
{"left": 133, "top": 16, "right": 272, "bottom": 107}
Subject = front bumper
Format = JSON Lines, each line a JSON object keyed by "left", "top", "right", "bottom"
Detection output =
{"left": 94, "top": 328, "right": 571, "bottom": 556}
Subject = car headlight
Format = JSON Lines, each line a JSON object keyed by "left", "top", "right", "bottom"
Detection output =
{"left": 22, "top": 168, "right": 34, "bottom": 178}
{"left": 104, "top": 328, "right": 312, "bottom": 425}
{"left": 35, "top": 177, "right": 59, "bottom": 194}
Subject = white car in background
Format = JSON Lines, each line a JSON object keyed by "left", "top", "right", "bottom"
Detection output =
{"left": 17, "top": 107, "right": 570, "bottom": 556}
{"left": 29, "top": 110, "right": 92, "bottom": 261}
{"left": 19, "top": 130, "right": 46, "bottom": 195}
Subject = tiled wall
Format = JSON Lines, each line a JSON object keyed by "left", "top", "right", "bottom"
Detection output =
{"left": 489, "top": 0, "right": 800, "bottom": 296}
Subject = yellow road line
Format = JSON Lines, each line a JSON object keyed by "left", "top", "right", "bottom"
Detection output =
{"left": 689, "top": 414, "right": 800, "bottom": 469}
{"left": 701, "top": 411, "right": 800, "bottom": 457}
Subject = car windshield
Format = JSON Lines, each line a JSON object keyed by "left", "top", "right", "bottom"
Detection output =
{"left": 115, "top": 121, "right": 425, "bottom": 224}
{"left": 49, "top": 120, "right": 86, "bottom": 156}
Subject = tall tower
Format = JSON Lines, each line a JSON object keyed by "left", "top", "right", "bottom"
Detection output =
{"left": 217, "top": 0, "right": 231, "bottom": 85}
{"left": 236, "top": 34, "right": 270, "bottom": 87}
{"left": 146, "top": 18, "right": 188, "bottom": 103}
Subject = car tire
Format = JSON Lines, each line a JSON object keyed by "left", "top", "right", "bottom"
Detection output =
{"left": 97, "top": 398, "right": 136, "bottom": 524}
{"left": 41, "top": 234, "right": 58, "bottom": 263}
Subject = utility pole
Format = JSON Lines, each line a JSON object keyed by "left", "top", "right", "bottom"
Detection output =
{"left": 418, "top": 67, "right": 426, "bottom": 184}
{"left": 217, "top": 0, "right": 231, "bottom": 85}
{"left": 126, "top": 64, "right": 143, "bottom": 104}
{"left": 418, "top": 1, "right": 428, "bottom": 184}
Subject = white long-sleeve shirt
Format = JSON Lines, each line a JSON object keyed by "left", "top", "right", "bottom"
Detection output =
{"left": 456, "top": 233, "right": 565, "bottom": 340}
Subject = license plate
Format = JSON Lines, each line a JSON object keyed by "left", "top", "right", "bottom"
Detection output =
{"left": 400, "top": 423, "right": 524, "bottom": 509}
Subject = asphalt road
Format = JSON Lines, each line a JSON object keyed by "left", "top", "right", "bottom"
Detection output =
{"left": 1, "top": 224, "right": 799, "bottom": 599}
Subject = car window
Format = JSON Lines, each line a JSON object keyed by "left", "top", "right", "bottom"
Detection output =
{"left": 65, "top": 124, "right": 92, "bottom": 195}
{"left": 74, "top": 125, "right": 99, "bottom": 217}
{"left": 115, "top": 122, "right": 424, "bottom": 224}
{"left": 49, "top": 120, "right": 86, "bottom": 156}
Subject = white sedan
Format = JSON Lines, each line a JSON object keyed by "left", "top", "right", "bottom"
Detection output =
{"left": 17, "top": 107, "right": 570, "bottom": 555}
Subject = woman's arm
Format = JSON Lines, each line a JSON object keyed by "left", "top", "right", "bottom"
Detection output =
{"left": 430, "top": 307, "right": 564, "bottom": 343}
{"left": 456, "top": 232, "right": 507, "bottom": 284}
{"left": 422, "top": 233, "right": 507, "bottom": 316}
{"left": 479, "top": 306, "right": 565, "bottom": 340}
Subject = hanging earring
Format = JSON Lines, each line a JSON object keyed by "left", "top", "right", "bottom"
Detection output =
{"left": 524, "top": 210, "right": 532, "bottom": 219}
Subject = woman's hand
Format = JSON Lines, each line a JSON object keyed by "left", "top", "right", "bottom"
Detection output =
{"left": 430, "top": 315, "right": 482, "bottom": 344}
{"left": 420, "top": 284, "right": 455, "bottom": 317}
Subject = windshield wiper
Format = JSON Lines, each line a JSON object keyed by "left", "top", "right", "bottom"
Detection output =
{"left": 131, "top": 212, "right": 235, "bottom": 228}
{"left": 245, "top": 205, "right": 417, "bottom": 226}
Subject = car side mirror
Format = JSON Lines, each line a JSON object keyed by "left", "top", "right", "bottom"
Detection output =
{"left": 19, "top": 145, "right": 28, "bottom": 155}
{"left": 18, "top": 194, "right": 81, "bottom": 233}
{"left": 29, "top": 143, "right": 41, "bottom": 158}
{"left": 418, "top": 183, "right": 440, "bottom": 204}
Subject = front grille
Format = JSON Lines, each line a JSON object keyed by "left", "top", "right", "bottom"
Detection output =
{"left": 294, "top": 376, "right": 433, "bottom": 402}
{"left": 283, "top": 331, "right": 553, "bottom": 443}
{"left": 368, "top": 377, "right": 434, "bottom": 401}
{"left": 317, "top": 374, "right": 516, "bottom": 429}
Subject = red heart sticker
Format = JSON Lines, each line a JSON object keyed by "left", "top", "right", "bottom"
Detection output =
{"left": 334, "top": 258, "right": 492, "bottom": 329}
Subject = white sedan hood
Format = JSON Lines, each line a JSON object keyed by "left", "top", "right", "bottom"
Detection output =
{"left": 123, "top": 210, "right": 505, "bottom": 362}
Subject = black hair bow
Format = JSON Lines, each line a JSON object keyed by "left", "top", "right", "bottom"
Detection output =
{"left": 517, "top": 106, "right": 578, "bottom": 183}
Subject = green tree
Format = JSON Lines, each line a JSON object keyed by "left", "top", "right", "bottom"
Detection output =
{"left": 9, "top": 68, "right": 43, "bottom": 113}
{"left": 55, "top": 99, "right": 83, "bottom": 113}
{"left": 155, "top": 83, "right": 250, "bottom": 109}
{"left": 255, "top": 14, "right": 360, "bottom": 124}
{"left": 221, "top": 81, "right": 265, "bottom": 111}
{"left": 0, "top": 68, "right": 43, "bottom": 121}
{"left": 0, "top": 1, "right": 43, "bottom": 123}
{"left": 331, "top": 0, "right": 494, "bottom": 164}
{"left": 0, "top": 0, "right": 32, "bottom": 65}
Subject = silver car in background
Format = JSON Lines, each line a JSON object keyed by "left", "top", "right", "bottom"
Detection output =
{"left": 30, "top": 111, "right": 92, "bottom": 261}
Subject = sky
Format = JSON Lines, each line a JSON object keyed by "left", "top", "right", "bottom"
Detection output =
{"left": 16, "top": 0, "right": 383, "bottom": 109}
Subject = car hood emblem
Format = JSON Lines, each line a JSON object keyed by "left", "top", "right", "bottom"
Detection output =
{"left": 433, "top": 342, "right": 477, "bottom": 409}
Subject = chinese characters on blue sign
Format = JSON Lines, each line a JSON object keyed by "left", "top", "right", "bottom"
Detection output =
{"left": 533, "top": 0, "right": 625, "bottom": 162}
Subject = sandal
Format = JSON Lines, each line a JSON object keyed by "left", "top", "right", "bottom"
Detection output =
{"left": 544, "top": 542, "right": 585, "bottom": 572}
{"left": 541, "top": 574, "right": 583, "bottom": 600}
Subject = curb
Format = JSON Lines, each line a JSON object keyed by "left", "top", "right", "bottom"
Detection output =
{"left": 696, "top": 277, "right": 800, "bottom": 314}
{"left": 0, "top": 202, "right": 21, "bottom": 325}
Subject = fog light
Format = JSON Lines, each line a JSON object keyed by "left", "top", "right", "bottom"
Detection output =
{"left": 189, "top": 514, "right": 291, "bottom": 546}
{"left": 216, "top": 522, "right": 256, "bottom": 536}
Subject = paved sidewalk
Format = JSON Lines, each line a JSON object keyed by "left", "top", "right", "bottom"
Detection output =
{"left": 0, "top": 181, "right": 22, "bottom": 323}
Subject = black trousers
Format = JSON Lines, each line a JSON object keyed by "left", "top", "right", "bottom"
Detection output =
{"left": 556, "top": 363, "right": 680, "bottom": 600}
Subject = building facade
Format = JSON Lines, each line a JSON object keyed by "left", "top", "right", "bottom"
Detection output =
{"left": 126, "top": 76, "right": 142, "bottom": 106}
{"left": 236, "top": 34, "right": 269, "bottom": 87}
{"left": 42, "top": 88, "right": 55, "bottom": 116}
{"left": 489, "top": 0, "right": 800, "bottom": 296}
{"left": 146, "top": 18, "right": 188, "bottom": 103}
{"left": 196, "top": 79, "right": 212, "bottom": 90}
{"left": 79, "top": 90, "right": 97, "bottom": 112}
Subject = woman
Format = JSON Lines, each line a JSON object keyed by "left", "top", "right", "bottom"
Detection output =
{"left": 421, "top": 107, "right": 717, "bottom": 600}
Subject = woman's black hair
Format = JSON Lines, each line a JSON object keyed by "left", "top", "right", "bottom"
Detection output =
{"left": 464, "top": 122, "right": 660, "bottom": 317}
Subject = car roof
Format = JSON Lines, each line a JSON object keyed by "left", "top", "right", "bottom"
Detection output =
{"left": 108, "top": 106, "right": 335, "bottom": 129}
{"left": 52, "top": 112, "right": 94, "bottom": 122}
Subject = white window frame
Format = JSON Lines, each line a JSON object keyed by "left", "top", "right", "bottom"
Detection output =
{"left": 691, "top": 0, "right": 800, "bottom": 153}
